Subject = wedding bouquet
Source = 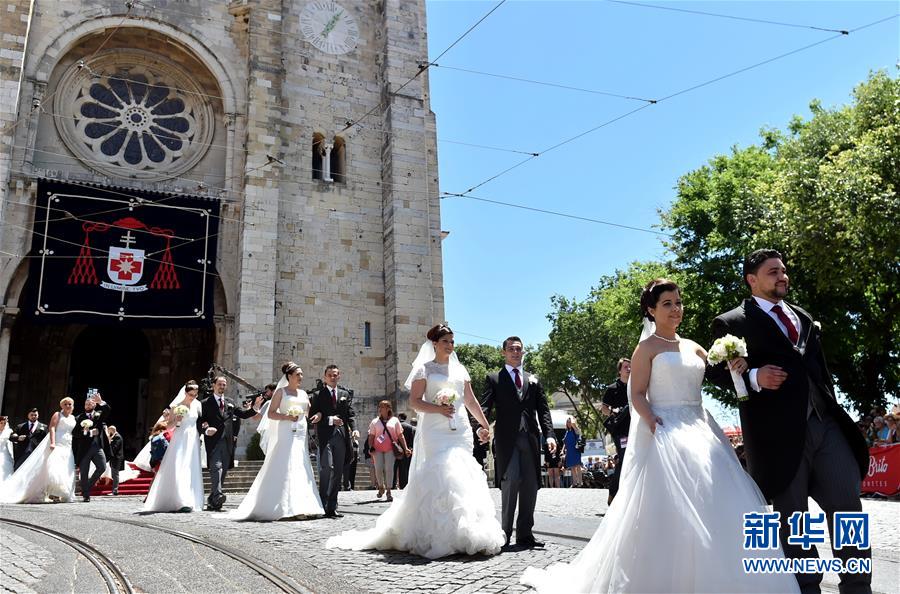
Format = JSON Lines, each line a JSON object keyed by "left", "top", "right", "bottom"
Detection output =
{"left": 80, "top": 419, "right": 93, "bottom": 436}
{"left": 434, "top": 388, "right": 459, "bottom": 430}
{"left": 708, "top": 334, "right": 749, "bottom": 400}
{"left": 173, "top": 405, "right": 189, "bottom": 427}
{"left": 286, "top": 406, "right": 302, "bottom": 432}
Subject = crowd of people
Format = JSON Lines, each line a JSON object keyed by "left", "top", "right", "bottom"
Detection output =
{"left": 857, "top": 405, "right": 899, "bottom": 446}
{"left": 0, "top": 248, "right": 881, "bottom": 594}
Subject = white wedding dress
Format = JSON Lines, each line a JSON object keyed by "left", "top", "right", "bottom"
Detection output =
{"left": 521, "top": 343, "right": 799, "bottom": 593}
{"left": 229, "top": 389, "right": 324, "bottom": 521}
{"left": 0, "top": 426, "right": 14, "bottom": 483}
{"left": 327, "top": 361, "right": 504, "bottom": 559}
{"left": 0, "top": 413, "right": 75, "bottom": 503}
{"left": 142, "top": 398, "right": 203, "bottom": 513}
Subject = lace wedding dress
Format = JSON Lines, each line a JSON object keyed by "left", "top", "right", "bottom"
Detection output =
{"left": 142, "top": 398, "right": 204, "bottom": 512}
{"left": 521, "top": 343, "right": 800, "bottom": 593}
{"left": 0, "top": 413, "right": 75, "bottom": 503}
{"left": 229, "top": 389, "right": 324, "bottom": 520}
{"left": 327, "top": 361, "right": 504, "bottom": 559}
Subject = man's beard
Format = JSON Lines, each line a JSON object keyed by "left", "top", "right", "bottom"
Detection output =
{"left": 765, "top": 284, "right": 788, "bottom": 300}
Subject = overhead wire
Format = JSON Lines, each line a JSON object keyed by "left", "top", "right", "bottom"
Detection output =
{"left": 440, "top": 192, "right": 669, "bottom": 236}
{"left": 453, "top": 12, "right": 898, "bottom": 197}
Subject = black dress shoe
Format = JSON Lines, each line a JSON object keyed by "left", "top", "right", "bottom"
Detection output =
{"left": 516, "top": 538, "right": 545, "bottom": 549}
{"left": 82, "top": 497, "right": 90, "bottom": 503}
{"left": 325, "top": 510, "right": 344, "bottom": 518}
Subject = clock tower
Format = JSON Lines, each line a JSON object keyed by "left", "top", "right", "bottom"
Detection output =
{"left": 0, "top": 0, "right": 444, "bottom": 447}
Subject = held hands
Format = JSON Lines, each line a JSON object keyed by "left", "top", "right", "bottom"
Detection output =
{"left": 757, "top": 365, "right": 788, "bottom": 390}
{"left": 476, "top": 427, "right": 490, "bottom": 445}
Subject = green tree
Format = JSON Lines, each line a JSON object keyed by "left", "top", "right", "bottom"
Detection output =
{"left": 662, "top": 70, "right": 900, "bottom": 412}
{"left": 454, "top": 342, "right": 504, "bottom": 400}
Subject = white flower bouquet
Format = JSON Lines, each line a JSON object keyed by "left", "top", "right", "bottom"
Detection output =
{"left": 708, "top": 334, "right": 749, "bottom": 400}
{"left": 80, "top": 419, "right": 93, "bottom": 436}
{"left": 286, "top": 406, "right": 302, "bottom": 432}
{"left": 173, "top": 404, "right": 189, "bottom": 427}
{"left": 434, "top": 388, "right": 459, "bottom": 430}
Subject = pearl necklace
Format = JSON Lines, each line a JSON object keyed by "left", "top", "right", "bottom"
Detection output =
{"left": 652, "top": 333, "right": 680, "bottom": 343}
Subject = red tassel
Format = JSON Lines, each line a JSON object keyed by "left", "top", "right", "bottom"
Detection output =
{"left": 150, "top": 235, "right": 180, "bottom": 289}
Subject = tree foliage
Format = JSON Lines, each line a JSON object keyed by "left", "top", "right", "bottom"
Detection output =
{"left": 662, "top": 70, "right": 899, "bottom": 412}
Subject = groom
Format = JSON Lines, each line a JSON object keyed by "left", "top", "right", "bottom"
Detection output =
{"left": 482, "top": 336, "right": 556, "bottom": 549}
{"left": 708, "top": 249, "right": 870, "bottom": 594}
{"left": 309, "top": 364, "right": 357, "bottom": 518}
{"left": 73, "top": 392, "right": 112, "bottom": 502}
{"left": 197, "top": 376, "right": 257, "bottom": 511}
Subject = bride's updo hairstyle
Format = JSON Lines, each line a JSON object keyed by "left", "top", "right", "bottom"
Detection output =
{"left": 640, "top": 278, "right": 680, "bottom": 322}
{"left": 426, "top": 323, "right": 453, "bottom": 343}
{"left": 184, "top": 381, "right": 199, "bottom": 393}
{"left": 282, "top": 361, "right": 301, "bottom": 378}
{"left": 59, "top": 396, "right": 74, "bottom": 408}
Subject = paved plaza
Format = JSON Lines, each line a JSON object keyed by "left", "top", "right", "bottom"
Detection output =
{"left": 1, "top": 489, "right": 896, "bottom": 594}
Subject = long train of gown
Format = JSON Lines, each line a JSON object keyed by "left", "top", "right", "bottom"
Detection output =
{"left": 141, "top": 399, "right": 204, "bottom": 512}
{"left": 521, "top": 346, "right": 799, "bottom": 594}
{"left": 229, "top": 389, "right": 324, "bottom": 521}
{"left": 327, "top": 362, "right": 504, "bottom": 559}
{"left": 0, "top": 413, "right": 76, "bottom": 503}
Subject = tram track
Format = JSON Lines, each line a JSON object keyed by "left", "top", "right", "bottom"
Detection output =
{"left": 1, "top": 511, "right": 311, "bottom": 594}
{"left": 0, "top": 517, "right": 134, "bottom": 594}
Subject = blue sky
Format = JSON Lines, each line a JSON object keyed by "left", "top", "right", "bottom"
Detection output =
{"left": 425, "top": 0, "right": 898, "bottom": 357}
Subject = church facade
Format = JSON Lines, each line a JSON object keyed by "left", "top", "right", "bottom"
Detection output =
{"left": 0, "top": 0, "right": 444, "bottom": 455}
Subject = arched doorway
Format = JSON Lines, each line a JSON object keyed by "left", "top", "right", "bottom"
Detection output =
{"left": 69, "top": 326, "right": 150, "bottom": 458}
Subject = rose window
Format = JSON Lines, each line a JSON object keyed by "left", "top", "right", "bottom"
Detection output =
{"left": 54, "top": 50, "right": 214, "bottom": 181}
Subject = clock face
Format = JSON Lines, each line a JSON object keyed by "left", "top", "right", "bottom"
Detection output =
{"left": 301, "top": 1, "right": 359, "bottom": 55}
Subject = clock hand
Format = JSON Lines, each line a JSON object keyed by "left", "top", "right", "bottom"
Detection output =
{"left": 321, "top": 11, "right": 343, "bottom": 37}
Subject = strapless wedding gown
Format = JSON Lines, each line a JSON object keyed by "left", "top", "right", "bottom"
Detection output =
{"left": 142, "top": 399, "right": 203, "bottom": 512}
{"left": 327, "top": 361, "right": 504, "bottom": 559}
{"left": 0, "top": 413, "right": 75, "bottom": 503}
{"left": 521, "top": 344, "right": 800, "bottom": 593}
{"left": 229, "top": 389, "right": 324, "bottom": 520}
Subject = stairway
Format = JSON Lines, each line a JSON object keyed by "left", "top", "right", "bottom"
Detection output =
{"left": 80, "top": 460, "right": 377, "bottom": 497}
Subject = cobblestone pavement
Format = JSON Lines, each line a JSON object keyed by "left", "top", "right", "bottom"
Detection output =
{"left": 0, "top": 529, "right": 52, "bottom": 594}
{"left": 1, "top": 489, "right": 897, "bottom": 594}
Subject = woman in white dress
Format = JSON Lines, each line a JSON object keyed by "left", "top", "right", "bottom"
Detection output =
{"left": 521, "top": 279, "right": 799, "bottom": 594}
{"left": 327, "top": 323, "right": 505, "bottom": 559}
{"left": 229, "top": 362, "right": 324, "bottom": 521}
{"left": 142, "top": 381, "right": 204, "bottom": 513}
{"left": 0, "top": 416, "right": 14, "bottom": 483}
{"left": 0, "top": 398, "right": 76, "bottom": 503}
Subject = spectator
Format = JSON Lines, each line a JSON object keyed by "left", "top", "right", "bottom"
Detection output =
{"left": 344, "top": 436, "right": 359, "bottom": 491}
{"left": 107, "top": 425, "right": 124, "bottom": 495}
{"left": 395, "top": 412, "right": 416, "bottom": 489}
{"left": 877, "top": 414, "right": 897, "bottom": 445}
{"left": 561, "top": 417, "right": 583, "bottom": 488}
{"left": 545, "top": 443, "right": 562, "bottom": 488}
{"left": 367, "top": 400, "right": 410, "bottom": 502}
{"left": 868, "top": 416, "right": 888, "bottom": 446}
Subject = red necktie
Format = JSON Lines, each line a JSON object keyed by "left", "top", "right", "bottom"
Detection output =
{"left": 513, "top": 368, "right": 522, "bottom": 389}
{"left": 331, "top": 388, "right": 337, "bottom": 406}
{"left": 218, "top": 397, "right": 224, "bottom": 413}
{"left": 28, "top": 422, "right": 33, "bottom": 434}
{"left": 772, "top": 304, "right": 799, "bottom": 345}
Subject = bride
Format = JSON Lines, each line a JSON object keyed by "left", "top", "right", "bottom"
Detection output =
{"left": 521, "top": 279, "right": 799, "bottom": 593}
{"left": 229, "top": 362, "right": 324, "bottom": 521}
{"left": 0, "top": 397, "right": 76, "bottom": 503}
{"left": 142, "top": 381, "right": 204, "bottom": 513}
{"left": 327, "top": 323, "right": 505, "bottom": 559}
